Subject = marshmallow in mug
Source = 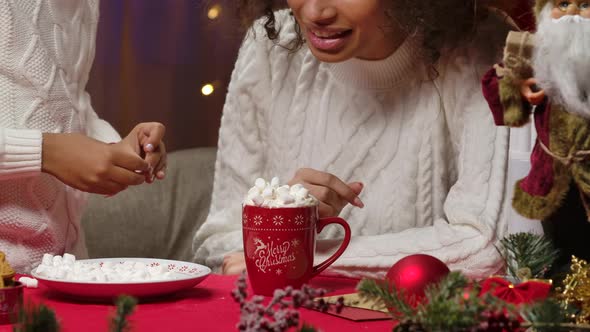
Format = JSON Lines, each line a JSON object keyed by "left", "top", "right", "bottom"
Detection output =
{"left": 33, "top": 254, "right": 177, "bottom": 282}
{"left": 244, "top": 177, "right": 318, "bottom": 208}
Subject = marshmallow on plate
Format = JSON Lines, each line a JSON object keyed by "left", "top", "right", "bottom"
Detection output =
{"left": 18, "top": 277, "right": 38, "bottom": 288}
{"left": 33, "top": 254, "right": 181, "bottom": 283}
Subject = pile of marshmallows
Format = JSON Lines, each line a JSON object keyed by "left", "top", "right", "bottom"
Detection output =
{"left": 244, "top": 177, "right": 317, "bottom": 208}
{"left": 33, "top": 254, "right": 177, "bottom": 283}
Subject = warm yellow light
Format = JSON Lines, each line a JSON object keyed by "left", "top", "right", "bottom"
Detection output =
{"left": 201, "top": 84, "right": 214, "bottom": 96}
{"left": 207, "top": 5, "right": 221, "bottom": 20}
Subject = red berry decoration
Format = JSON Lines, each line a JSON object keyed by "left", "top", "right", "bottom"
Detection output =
{"left": 386, "top": 254, "right": 450, "bottom": 305}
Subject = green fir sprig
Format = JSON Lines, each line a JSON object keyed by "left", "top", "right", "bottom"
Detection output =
{"left": 13, "top": 303, "right": 60, "bottom": 332}
{"left": 298, "top": 324, "right": 318, "bottom": 332}
{"left": 520, "top": 298, "right": 573, "bottom": 332}
{"left": 357, "top": 267, "right": 590, "bottom": 331}
{"left": 357, "top": 278, "right": 415, "bottom": 321}
{"left": 414, "top": 272, "right": 484, "bottom": 330}
{"left": 499, "top": 233, "right": 559, "bottom": 280}
{"left": 359, "top": 272, "right": 523, "bottom": 331}
{"left": 12, "top": 296, "right": 138, "bottom": 332}
{"left": 110, "top": 295, "right": 138, "bottom": 332}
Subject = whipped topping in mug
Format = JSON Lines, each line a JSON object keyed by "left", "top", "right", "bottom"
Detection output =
{"left": 244, "top": 177, "right": 318, "bottom": 208}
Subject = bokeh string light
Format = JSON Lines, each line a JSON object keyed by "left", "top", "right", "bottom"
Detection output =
{"left": 207, "top": 4, "right": 221, "bottom": 20}
{"left": 201, "top": 83, "right": 214, "bottom": 96}
{"left": 202, "top": 4, "right": 222, "bottom": 98}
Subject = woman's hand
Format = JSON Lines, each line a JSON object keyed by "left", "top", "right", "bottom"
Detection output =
{"left": 42, "top": 133, "right": 149, "bottom": 195}
{"left": 121, "top": 122, "right": 167, "bottom": 183}
{"left": 520, "top": 78, "right": 545, "bottom": 105}
{"left": 222, "top": 252, "right": 246, "bottom": 275}
{"left": 288, "top": 168, "right": 364, "bottom": 217}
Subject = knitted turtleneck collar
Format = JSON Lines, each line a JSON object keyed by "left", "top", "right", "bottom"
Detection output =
{"left": 326, "top": 36, "right": 424, "bottom": 90}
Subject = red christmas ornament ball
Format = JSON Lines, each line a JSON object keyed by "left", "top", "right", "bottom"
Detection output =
{"left": 386, "top": 254, "right": 450, "bottom": 304}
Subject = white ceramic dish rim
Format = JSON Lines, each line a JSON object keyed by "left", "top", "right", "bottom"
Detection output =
{"left": 30, "top": 257, "right": 211, "bottom": 285}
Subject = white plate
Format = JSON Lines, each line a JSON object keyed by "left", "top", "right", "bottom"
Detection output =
{"left": 31, "top": 258, "right": 211, "bottom": 300}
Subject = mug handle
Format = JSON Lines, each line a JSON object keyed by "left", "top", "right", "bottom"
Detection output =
{"left": 311, "top": 217, "right": 351, "bottom": 277}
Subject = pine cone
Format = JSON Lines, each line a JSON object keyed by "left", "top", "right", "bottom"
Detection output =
{"left": 394, "top": 320, "right": 427, "bottom": 332}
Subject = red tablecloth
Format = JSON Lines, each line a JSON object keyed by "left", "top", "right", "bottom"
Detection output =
{"left": 1, "top": 274, "right": 393, "bottom": 332}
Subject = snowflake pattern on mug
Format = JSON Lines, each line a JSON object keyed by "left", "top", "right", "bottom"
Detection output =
{"left": 253, "top": 215, "right": 263, "bottom": 226}
{"left": 291, "top": 239, "right": 300, "bottom": 247}
{"left": 272, "top": 215, "right": 284, "bottom": 226}
{"left": 276, "top": 268, "right": 283, "bottom": 275}
{"left": 294, "top": 215, "right": 304, "bottom": 226}
{"left": 242, "top": 212, "right": 248, "bottom": 225}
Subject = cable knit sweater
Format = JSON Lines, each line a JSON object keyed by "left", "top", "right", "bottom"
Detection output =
{"left": 0, "top": 0, "right": 120, "bottom": 273}
{"left": 193, "top": 10, "right": 511, "bottom": 279}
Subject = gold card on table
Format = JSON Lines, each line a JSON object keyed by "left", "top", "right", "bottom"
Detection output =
{"left": 317, "top": 293, "right": 391, "bottom": 322}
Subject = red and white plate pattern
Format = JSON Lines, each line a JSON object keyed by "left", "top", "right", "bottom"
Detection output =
{"left": 31, "top": 258, "right": 211, "bottom": 299}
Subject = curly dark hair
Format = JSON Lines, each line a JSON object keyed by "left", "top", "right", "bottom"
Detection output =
{"left": 236, "top": 0, "right": 515, "bottom": 64}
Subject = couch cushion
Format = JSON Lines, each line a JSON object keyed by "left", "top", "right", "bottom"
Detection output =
{"left": 81, "top": 147, "right": 216, "bottom": 262}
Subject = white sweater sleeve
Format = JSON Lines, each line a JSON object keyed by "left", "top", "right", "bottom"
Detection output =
{"left": 0, "top": 94, "right": 119, "bottom": 180}
{"left": 192, "top": 21, "right": 275, "bottom": 271}
{"left": 0, "top": 128, "right": 43, "bottom": 180}
{"left": 320, "top": 18, "right": 510, "bottom": 280}
{"left": 85, "top": 92, "right": 121, "bottom": 143}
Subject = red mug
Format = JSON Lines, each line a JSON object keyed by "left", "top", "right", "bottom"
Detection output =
{"left": 242, "top": 204, "right": 351, "bottom": 296}
{"left": 0, "top": 281, "right": 23, "bottom": 325}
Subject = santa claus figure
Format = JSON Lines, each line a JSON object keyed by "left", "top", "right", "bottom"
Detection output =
{"left": 482, "top": 0, "right": 590, "bottom": 265}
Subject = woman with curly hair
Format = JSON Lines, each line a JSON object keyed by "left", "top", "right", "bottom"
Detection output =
{"left": 193, "top": 0, "right": 516, "bottom": 279}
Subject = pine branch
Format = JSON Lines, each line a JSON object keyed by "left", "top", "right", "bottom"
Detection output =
{"left": 13, "top": 303, "right": 60, "bottom": 332}
{"left": 518, "top": 298, "right": 590, "bottom": 331}
{"left": 422, "top": 271, "right": 468, "bottom": 302}
{"left": 110, "top": 295, "right": 138, "bottom": 332}
{"left": 416, "top": 272, "right": 519, "bottom": 330}
{"left": 499, "top": 233, "right": 559, "bottom": 280}
{"left": 357, "top": 262, "right": 590, "bottom": 332}
{"left": 521, "top": 298, "right": 569, "bottom": 327}
{"left": 298, "top": 324, "right": 318, "bottom": 332}
{"left": 416, "top": 272, "right": 483, "bottom": 330}
{"left": 356, "top": 278, "right": 415, "bottom": 320}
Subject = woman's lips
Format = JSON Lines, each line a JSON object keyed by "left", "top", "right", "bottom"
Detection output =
{"left": 306, "top": 28, "right": 352, "bottom": 52}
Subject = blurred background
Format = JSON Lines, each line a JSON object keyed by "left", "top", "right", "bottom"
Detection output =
{"left": 87, "top": 1, "right": 243, "bottom": 151}
{"left": 86, "top": 1, "right": 534, "bottom": 152}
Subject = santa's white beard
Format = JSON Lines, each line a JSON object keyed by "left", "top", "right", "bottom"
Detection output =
{"left": 533, "top": 4, "right": 590, "bottom": 118}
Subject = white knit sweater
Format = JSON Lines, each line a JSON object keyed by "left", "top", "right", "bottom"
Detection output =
{"left": 193, "top": 10, "right": 511, "bottom": 279}
{"left": 0, "top": 0, "right": 120, "bottom": 273}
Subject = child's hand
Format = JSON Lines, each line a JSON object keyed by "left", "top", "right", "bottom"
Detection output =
{"left": 42, "top": 133, "right": 149, "bottom": 195}
{"left": 121, "top": 122, "right": 167, "bottom": 183}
